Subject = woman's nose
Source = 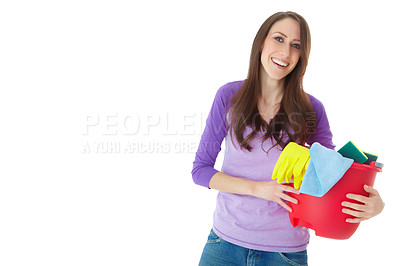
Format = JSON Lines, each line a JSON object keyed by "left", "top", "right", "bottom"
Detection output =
{"left": 279, "top": 44, "right": 291, "bottom": 58}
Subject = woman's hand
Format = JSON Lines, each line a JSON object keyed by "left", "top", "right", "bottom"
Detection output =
{"left": 252, "top": 181, "right": 300, "bottom": 212}
{"left": 341, "top": 185, "right": 385, "bottom": 223}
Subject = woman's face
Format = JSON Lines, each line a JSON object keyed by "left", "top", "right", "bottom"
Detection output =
{"left": 260, "top": 18, "right": 301, "bottom": 81}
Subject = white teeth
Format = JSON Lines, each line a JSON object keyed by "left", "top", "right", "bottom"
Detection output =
{"left": 272, "top": 58, "right": 288, "bottom": 67}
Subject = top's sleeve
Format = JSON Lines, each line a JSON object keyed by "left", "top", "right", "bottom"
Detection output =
{"left": 191, "top": 83, "right": 236, "bottom": 188}
{"left": 306, "top": 94, "right": 336, "bottom": 150}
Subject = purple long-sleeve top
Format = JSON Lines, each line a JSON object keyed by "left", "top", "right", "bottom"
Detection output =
{"left": 192, "top": 80, "right": 335, "bottom": 252}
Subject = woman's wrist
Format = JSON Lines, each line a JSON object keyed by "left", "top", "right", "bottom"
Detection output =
{"left": 248, "top": 180, "right": 264, "bottom": 198}
{"left": 209, "top": 172, "right": 258, "bottom": 197}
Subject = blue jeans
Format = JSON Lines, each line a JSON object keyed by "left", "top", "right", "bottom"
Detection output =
{"left": 199, "top": 229, "right": 308, "bottom": 266}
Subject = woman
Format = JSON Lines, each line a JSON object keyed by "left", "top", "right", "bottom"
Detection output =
{"left": 192, "top": 11, "right": 384, "bottom": 265}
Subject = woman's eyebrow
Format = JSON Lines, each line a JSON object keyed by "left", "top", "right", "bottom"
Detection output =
{"left": 273, "top": 31, "right": 300, "bottom": 42}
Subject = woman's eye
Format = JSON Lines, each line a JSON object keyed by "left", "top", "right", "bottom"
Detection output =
{"left": 274, "top": 37, "right": 283, "bottom": 42}
{"left": 292, "top": 44, "right": 301, "bottom": 49}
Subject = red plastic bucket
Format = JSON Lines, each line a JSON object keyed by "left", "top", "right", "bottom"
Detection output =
{"left": 287, "top": 162, "right": 382, "bottom": 239}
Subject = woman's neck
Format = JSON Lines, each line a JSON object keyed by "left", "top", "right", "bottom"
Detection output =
{"left": 259, "top": 70, "right": 285, "bottom": 105}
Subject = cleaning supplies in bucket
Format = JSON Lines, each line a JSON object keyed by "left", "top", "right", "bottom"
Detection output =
{"left": 337, "top": 141, "right": 380, "bottom": 166}
{"left": 337, "top": 141, "right": 368, "bottom": 164}
{"left": 299, "top": 143, "right": 354, "bottom": 197}
{"left": 272, "top": 141, "right": 382, "bottom": 196}
{"left": 271, "top": 142, "right": 310, "bottom": 189}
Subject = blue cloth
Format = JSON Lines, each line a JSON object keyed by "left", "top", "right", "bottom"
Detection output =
{"left": 199, "top": 229, "right": 308, "bottom": 265}
{"left": 299, "top": 142, "right": 354, "bottom": 197}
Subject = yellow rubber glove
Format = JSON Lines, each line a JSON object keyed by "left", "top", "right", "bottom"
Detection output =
{"left": 271, "top": 142, "right": 310, "bottom": 189}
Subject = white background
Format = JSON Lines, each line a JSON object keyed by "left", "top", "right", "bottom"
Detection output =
{"left": 1, "top": 0, "right": 399, "bottom": 265}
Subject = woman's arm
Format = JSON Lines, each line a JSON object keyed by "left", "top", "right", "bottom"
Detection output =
{"left": 209, "top": 172, "right": 300, "bottom": 213}
{"left": 192, "top": 82, "right": 239, "bottom": 188}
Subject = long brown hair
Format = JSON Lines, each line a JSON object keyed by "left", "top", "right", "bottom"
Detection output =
{"left": 228, "top": 11, "right": 316, "bottom": 152}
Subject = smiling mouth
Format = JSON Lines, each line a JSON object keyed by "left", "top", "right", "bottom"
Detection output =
{"left": 271, "top": 57, "right": 289, "bottom": 67}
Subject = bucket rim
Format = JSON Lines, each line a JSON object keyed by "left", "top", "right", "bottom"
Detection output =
{"left": 351, "top": 161, "right": 382, "bottom": 172}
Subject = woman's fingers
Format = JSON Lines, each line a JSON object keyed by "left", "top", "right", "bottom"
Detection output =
{"left": 342, "top": 196, "right": 369, "bottom": 222}
{"left": 279, "top": 184, "right": 298, "bottom": 211}
{"left": 280, "top": 184, "right": 300, "bottom": 194}
{"left": 254, "top": 182, "right": 300, "bottom": 213}
{"left": 280, "top": 193, "right": 298, "bottom": 205}
{"left": 342, "top": 207, "right": 368, "bottom": 223}
{"left": 346, "top": 193, "right": 368, "bottom": 204}
{"left": 364, "top": 184, "right": 380, "bottom": 196}
{"left": 341, "top": 201, "right": 366, "bottom": 212}
{"left": 342, "top": 207, "right": 364, "bottom": 218}
{"left": 342, "top": 185, "right": 384, "bottom": 223}
{"left": 277, "top": 199, "right": 293, "bottom": 213}
{"left": 279, "top": 184, "right": 299, "bottom": 204}
{"left": 345, "top": 217, "right": 366, "bottom": 223}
